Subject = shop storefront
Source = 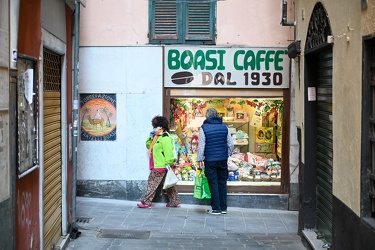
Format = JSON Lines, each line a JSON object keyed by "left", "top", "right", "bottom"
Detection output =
{"left": 163, "top": 46, "right": 290, "bottom": 194}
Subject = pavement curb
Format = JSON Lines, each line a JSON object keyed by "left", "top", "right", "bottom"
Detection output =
{"left": 302, "top": 229, "right": 328, "bottom": 250}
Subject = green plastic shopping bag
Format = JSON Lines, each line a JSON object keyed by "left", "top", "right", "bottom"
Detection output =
{"left": 193, "top": 168, "right": 211, "bottom": 200}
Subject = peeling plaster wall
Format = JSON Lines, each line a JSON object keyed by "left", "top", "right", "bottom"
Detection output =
{"left": 295, "top": 0, "right": 362, "bottom": 216}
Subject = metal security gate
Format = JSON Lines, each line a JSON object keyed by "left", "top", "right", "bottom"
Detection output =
{"left": 316, "top": 50, "right": 333, "bottom": 242}
{"left": 43, "top": 49, "right": 62, "bottom": 249}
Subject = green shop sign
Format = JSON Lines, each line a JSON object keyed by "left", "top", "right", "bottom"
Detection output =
{"left": 164, "top": 47, "right": 289, "bottom": 89}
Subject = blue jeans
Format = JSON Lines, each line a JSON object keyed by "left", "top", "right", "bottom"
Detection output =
{"left": 204, "top": 160, "right": 228, "bottom": 212}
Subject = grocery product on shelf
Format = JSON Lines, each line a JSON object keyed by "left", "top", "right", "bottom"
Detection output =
{"left": 227, "top": 153, "right": 281, "bottom": 182}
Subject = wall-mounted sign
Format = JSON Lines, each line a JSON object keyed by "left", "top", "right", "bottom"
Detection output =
{"left": 308, "top": 87, "right": 316, "bottom": 101}
{"left": 164, "top": 47, "right": 289, "bottom": 89}
{"left": 80, "top": 93, "right": 117, "bottom": 141}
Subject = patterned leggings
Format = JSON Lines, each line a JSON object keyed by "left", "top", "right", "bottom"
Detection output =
{"left": 140, "top": 169, "right": 181, "bottom": 206}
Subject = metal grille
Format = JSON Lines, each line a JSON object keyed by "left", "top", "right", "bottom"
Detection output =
{"left": 43, "top": 49, "right": 61, "bottom": 92}
{"left": 316, "top": 51, "right": 333, "bottom": 243}
{"left": 305, "top": 3, "right": 332, "bottom": 51}
{"left": 76, "top": 217, "right": 92, "bottom": 223}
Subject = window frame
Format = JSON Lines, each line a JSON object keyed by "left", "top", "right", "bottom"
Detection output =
{"left": 149, "top": 0, "right": 216, "bottom": 45}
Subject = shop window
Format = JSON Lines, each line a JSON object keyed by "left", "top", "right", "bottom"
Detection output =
{"left": 149, "top": 0, "right": 216, "bottom": 44}
{"left": 170, "top": 97, "right": 283, "bottom": 185}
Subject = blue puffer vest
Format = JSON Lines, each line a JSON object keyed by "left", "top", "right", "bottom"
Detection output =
{"left": 201, "top": 116, "right": 229, "bottom": 161}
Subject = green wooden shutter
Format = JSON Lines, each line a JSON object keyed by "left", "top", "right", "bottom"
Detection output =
{"left": 149, "top": 0, "right": 216, "bottom": 44}
{"left": 150, "top": 0, "right": 181, "bottom": 43}
{"left": 185, "top": 1, "right": 215, "bottom": 44}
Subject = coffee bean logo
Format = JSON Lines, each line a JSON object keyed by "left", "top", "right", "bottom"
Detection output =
{"left": 171, "top": 71, "right": 194, "bottom": 84}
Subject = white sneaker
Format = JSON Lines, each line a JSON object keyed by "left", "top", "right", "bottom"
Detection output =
{"left": 207, "top": 210, "right": 221, "bottom": 215}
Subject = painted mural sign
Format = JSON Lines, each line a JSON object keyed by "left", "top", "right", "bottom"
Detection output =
{"left": 80, "top": 93, "right": 117, "bottom": 141}
{"left": 164, "top": 47, "right": 289, "bottom": 89}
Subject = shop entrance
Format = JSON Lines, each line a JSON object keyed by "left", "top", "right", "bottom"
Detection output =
{"left": 315, "top": 50, "right": 333, "bottom": 242}
{"left": 303, "top": 2, "right": 333, "bottom": 243}
{"left": 43, "top": 48, "right": 62, "bottom": 249}
{"left": 165, "top": 88, "right": 289, "bottom": 194}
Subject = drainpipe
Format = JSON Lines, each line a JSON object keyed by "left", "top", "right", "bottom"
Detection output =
{"left": 71, "top": 0, "right": 81, "bottom": 238}
{"left": 9, "top": 1, "right": 20, "bottom": 248}
{"left": 10, "top": 0, "right": 20, "bottom": 70}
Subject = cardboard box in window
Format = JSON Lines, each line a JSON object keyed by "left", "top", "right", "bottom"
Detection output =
{"left": 255, "top": 127, "right": 266, "bottom": 143}
{"left": 235, "top": 110, "right": 248, "bottom": 121}
{"left": 216, "top": 108, "right": 226, "bottom": 118}
{"left": 254, "top": 143, "right": 276, "bottom": 153}
{"left": 264, "top": 127, "right": 276, "bottom": 143}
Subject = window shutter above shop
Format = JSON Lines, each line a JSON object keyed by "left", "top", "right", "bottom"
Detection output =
{"left": 149, "top": 0, "right": 216, "bottom": 44}
{"left": 185, "top": 2, "right": 215, "bottom": 43}
{"left": 150, "top": 1, "right": 180, "bottom": 43}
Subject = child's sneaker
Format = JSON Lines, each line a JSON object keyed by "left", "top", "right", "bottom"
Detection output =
{"left": 137, "top": 203, "right": 152, "bottom": 209}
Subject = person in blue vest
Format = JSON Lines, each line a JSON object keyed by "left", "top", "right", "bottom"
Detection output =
{"left": 197, "top": 108, "right": 234, "bottom": 215}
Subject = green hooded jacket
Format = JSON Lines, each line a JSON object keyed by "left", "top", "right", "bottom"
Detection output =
{"left": 146, "top": 131, "right": 174, "bottom": 169}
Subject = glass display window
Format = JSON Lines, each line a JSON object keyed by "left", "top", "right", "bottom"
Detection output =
{"left": 169, "top": 97, "right": 283, "bottom": 187}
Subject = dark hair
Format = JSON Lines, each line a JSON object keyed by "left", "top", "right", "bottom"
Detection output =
{"left": 151, "top": 116, "right": 169, "bottom": 132}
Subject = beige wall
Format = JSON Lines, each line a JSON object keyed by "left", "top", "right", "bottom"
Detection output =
{"left": 80, "top": 0, "right": 149, "bottom": 46}
{"left": 80, "top": 0, "right": 293, "bottom": 47}
{"left": 217, "top": 0, "right": 293, "bottom": 46}
{"left": 361, "top": 1, "right": 375, "bottom": 36}
{"left": 294, "top": 0, "right": 362, "bottom": 216}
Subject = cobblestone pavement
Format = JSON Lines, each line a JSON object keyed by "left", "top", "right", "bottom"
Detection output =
{"left": 66, "top": 197, "right": 311, "bottom": 250}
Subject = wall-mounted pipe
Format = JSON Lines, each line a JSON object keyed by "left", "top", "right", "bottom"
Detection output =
{"left": 70, "top": 0, "right": 81, "bottom": 238}
{"left": 10, "top": 0, "right": 20, "bottom": 69}
{"left": 280, "top": 0, "right": 295, "bottom": 27}
{"left": 9, "top": 1, "right": 20, "bottom": 249}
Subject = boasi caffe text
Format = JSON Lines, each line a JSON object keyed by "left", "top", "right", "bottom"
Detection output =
{"left": 164, "top": 47, "right": 289, "bottom": 89}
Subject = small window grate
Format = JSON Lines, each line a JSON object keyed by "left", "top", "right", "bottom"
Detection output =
{"left": 43, "top": 49, "right": 61, "bottom": 92}
{"left": 305, "top": 3, "right": 332, "bottom": 52}
{"left": 76, "top": 217, "right": 92, "bottom": 223}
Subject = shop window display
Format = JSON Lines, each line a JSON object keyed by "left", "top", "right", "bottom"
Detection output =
{"left": 170, "top": 98, "right": 283, "bottom": 186}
